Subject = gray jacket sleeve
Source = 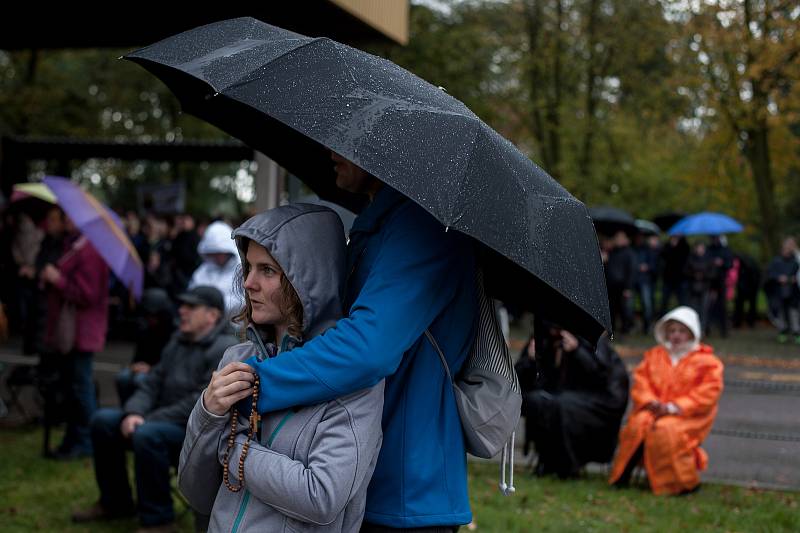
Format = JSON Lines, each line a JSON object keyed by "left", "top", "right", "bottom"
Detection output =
{"left": 223, "top": 382, "right": 384, "bottom": 526}
{"left": 177, "top": 393, "right": 228, "bottom": 514}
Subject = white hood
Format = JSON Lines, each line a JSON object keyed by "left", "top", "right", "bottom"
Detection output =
{"left": 197, "top": 221, "right": 239, "bottom": 256}
{"left": 654, "top": 306, "right": 701, "bottom": 353}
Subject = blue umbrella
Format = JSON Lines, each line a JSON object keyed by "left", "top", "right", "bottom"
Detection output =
{"left": 668, "top": 212, "right": 743, "bottom": 236}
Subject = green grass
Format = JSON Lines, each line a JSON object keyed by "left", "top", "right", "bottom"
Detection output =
{"left": 0, "top": 427, "right": 195, "bottom": 532}
{"left": 468, "top": 462, "right": 799, "bottom": 532}
{"left": 1, "top": 427, "right": 798, "bottom": 533}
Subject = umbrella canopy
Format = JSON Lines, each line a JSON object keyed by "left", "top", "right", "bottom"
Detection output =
{"left": 653, "top": 211, "right": 686, "bottom": 232}
{"left": 11, "top": 182, "right": 57, "bottom": 204}
{"left": 588, "top": 206, "right": 637, "bottom": 236}
{"left": 125, "top": 17, "right": 610, "bottom": 340}
{"left": 634, "top": 219, "right": 662, "bottom": 236}
{"left": 43, "top": 176, "right": 144, "bottom": 300}
{"left": 668, "top": 212, "right": 743, "bottom": 236}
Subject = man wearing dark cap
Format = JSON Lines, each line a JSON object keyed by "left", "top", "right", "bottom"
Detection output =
{"left": 73, "top": 286, "right": 236, "bottom": 532}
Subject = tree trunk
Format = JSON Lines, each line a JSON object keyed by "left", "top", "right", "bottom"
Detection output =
{"left": 578, "top": 0, "right": 600, "bottom": 197}
{"left": 743, "top": 123, "right": 780, "bottom": 256}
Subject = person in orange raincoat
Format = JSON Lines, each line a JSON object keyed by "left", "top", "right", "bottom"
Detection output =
{"left": 609, "top": 305, "right": 723, "bottom": 495}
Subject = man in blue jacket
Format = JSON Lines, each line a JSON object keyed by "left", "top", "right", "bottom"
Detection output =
{"left": 246, "top": 151, "right": 477, "bottom": 531}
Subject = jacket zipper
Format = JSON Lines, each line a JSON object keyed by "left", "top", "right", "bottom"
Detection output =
{"left": 229, "top": 410, "right": 295, "bottom": 533}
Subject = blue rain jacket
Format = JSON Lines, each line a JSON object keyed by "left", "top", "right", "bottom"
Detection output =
{"left": 247, "top": 186, "right": 477, "bottom": 527}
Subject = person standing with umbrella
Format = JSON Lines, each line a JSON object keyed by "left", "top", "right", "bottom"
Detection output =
{"left": 40, "top": 213, "right": 109, "bottom": 459}
{"left": 127, "top": 19, "right": 613, "bottom": 530}
{"left": 246, "top": 153, "right": 479, "bottom": 531}
{"left": 38, "top": 176, "right": 144, "bottom": 459}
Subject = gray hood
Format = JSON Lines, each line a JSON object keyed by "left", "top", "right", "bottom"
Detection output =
{"left": 232, "top": 203, "right": 346, "bottom": 339}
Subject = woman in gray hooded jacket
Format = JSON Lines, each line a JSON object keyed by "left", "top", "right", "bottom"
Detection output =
{"left": 178, "top": 204, "right": 384, "bottom": 532}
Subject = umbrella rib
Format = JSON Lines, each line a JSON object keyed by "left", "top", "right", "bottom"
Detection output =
{"left": 80, "top": 190, "right": 143, "bottom": 267}
{"left": 448, "top": 122, "right": 487, "bottom": 226}
{"left": 220, "top": 37, "right": 339, "bottom": 94}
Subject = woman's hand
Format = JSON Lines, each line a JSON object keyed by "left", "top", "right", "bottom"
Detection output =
{"left": 203, "top": 362, "right": 255, "bottom": 416}
{"left": 40, "top": 264, "right": 62, "bottom": 285}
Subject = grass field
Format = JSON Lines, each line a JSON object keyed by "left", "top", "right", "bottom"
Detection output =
{"left": 1, "top": 427, "right": 798, "bottom": 533}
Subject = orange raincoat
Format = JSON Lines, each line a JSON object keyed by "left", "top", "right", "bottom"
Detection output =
{"left": 608, "top": 344, "right": 723, "bottom": 495}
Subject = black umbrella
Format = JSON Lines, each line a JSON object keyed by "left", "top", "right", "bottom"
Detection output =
{"left": 588, "top": 206, "right": 637, "bottom": 237}
{"left": 125, "top": 17, "right": 610, "bottom": 341}
{"left": 653, "top": 211, "right": 687, "bottom": 232}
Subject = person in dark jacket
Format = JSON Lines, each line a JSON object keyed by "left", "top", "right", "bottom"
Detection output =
{"left": 706, "top": 236, "right": 733, "bottom": 337}
{"left": 606, "top": 231, "right": 637, "bottom": 335}
{"left": 765, "top": 238, "right": 800, "bottom": 343}
{"left": 516, "top": 320, "right": 629, "bottom": 478}
{"left": 115, "top": 288, "right": 177, "bottom": 405}
{"left": 659, "top": 236, "right": 690, "bottom": 314}
{"left": 732, "top": 252, "right": 761, "bottom": 329}
{"left": 72, "top": 286, "right": 236, "bottom": 531}
{"left": 684, "top": 242, "right": 714, "bottom": 332}
{"left": 634, "top": 234, "right": 660, "bottom": 334}
{"left": 169, "top": 213, "right": 201, "bottom": 296}
{"left": 24, "top": 205, "right": 66, "bottom": 355}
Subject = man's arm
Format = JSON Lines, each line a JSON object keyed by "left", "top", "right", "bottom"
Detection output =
{"left": 124, "top": 345, "right": 171, "bottom": 416}
{"left": 249, "top": 202, "right": 475, "bottom": 413}
{"left": 147, "top": 336, "right": 233, "bottom": 422}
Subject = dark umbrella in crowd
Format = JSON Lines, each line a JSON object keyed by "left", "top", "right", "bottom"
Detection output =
{"left": 653, "top": 211, "right": 686, "bottom": 232}
{"left": 125, "top": 17, "right": 610, "bottom": 340}
{"left": 589, "top": 206, "right": 637, "bottom": 237}
{"left": 634, "top": 219, "right": 662, "bottom": 236}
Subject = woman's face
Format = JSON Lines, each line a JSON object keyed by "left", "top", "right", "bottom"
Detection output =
{"left": 664, "top": 321, "right": 694, "bottom": 350}
{"left": 243, "top": 242, "right": 286, "bottom": 327}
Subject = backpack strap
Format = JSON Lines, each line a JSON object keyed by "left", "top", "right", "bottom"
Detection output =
{"left": 424, "top": 329, "right": 451, "bottom": 382}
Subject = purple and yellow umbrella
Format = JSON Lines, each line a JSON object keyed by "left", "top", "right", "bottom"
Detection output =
{"left": 11, "top": 182, "right": 57, "bottom": 204}
{"left": 43, "top": 176, "right": 144, "bottom": 300}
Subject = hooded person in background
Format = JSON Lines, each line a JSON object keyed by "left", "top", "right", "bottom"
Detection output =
{"left": 189, "top": 220, "right": 242, "bottom": 319}
{"left": 609, "top": 306, "right": 723, "bottom": 495}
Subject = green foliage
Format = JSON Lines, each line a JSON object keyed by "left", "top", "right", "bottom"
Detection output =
{"left": 0, "top": 48, "right": 248, "bottom": 217}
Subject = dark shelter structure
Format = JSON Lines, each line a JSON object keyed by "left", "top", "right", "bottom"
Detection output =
{"left": 0, "top": 2, "right": 409, "bottom": 196}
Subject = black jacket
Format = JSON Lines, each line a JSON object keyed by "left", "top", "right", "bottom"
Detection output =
{"left": 124, "top": 319, "right": 237, "bottom": 426}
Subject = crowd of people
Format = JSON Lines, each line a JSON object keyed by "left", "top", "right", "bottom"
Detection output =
{"left": 599, "top": 230, "right": 800, "bottom": 343}
{"left": 0, "top": 169, "right": 793, "bottom": 531}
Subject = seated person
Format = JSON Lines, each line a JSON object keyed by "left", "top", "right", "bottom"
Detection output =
{"left": 515, "top": 320, "right": 629, "bottom": 478}
{"left": 609, "top": 306, "right": 724, "bottom": 495}
{"left": 115, "top": 287, "right": 176, "bottom": 405}
{"left": 72, "top": 286, "right": 237, "bottom": 531}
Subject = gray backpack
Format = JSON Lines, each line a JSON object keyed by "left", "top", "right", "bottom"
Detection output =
{"left": 425, "top": 267, "right": 522, "bottom": 494}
